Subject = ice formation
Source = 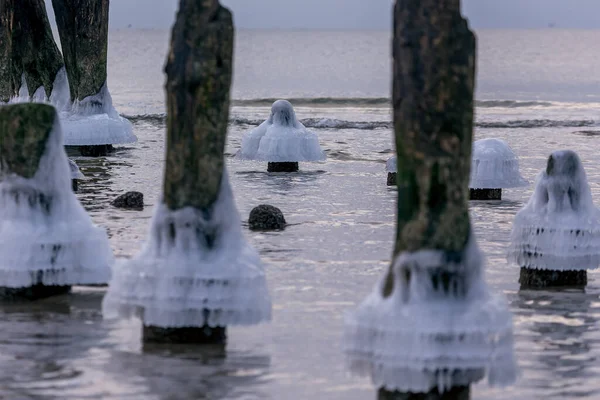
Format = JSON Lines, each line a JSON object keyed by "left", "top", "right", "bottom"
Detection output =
{"left": 470, "top": 138, "right": 528, "bottom": 189}
{"left": 0, "top": 117, "right": 113, "bottom": 287}
{"left": 2, "top": 69, "right": 136, "bottom": 146}
{"left": 344, "top": 232, "right": 516, "bottom": 393}
{"left": 386, "top": 156, "right": 397, "bottom": 173}
{"left": 102, "top": 169, "right": 272, "bottom": 328}
{"left": 508, "top": 150, "right": 600, "bottom": 271}
{"left": 68, "top": 159, "right": 85, "bottom": 180}
{"left": 236, "top": 100, "right": 326, "bottom": 162}
{"left": 58, "top": 82, "right": 136, "bottom": 146}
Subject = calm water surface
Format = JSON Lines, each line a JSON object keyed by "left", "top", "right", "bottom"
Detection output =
{"left": 4, "top": 29, "right": 600, "bottom": 399}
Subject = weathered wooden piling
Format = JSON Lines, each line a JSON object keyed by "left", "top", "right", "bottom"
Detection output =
{"left": 380, "top": 0, "right": 477, "bottom": 398}
{"left": 142, "top": 0, "right": 234, "bottom": 344}
{"left": 0, "top": 0, "right": 14, "bottom": 102}
{"left": 51, "top": 0, "right": 108, "bottom": 104}
{"left": 387, "top": 172, "right": 397, "bottom": 186}
{"left": 470, "top": 188, "right": 502, "bottom": 200}
{"left": 0, "top": 104, "right": 72, "bottom": 300}
{"left": 267, "top": 162, "right": 299, "bottom": 172}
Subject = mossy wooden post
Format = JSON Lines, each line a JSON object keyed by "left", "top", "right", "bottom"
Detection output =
{"left": 0, "top": 0, "right": 14, "bottom": 102}
{"left": 141, "top": 0, "right": 234, "bottom": 344}
{"left": 381, "top": 0, "right": 476, "bottom": 398}
{"left": 11, "top": 0, "right": 64, "bottom": 100}
{"left": 51, "top": 0, "right": 112, "bottom": 156}
{"left": 0, "top": 104, "right": 72, "bottom": 300}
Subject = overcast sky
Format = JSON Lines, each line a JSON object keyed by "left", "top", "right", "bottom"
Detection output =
{"left": 44, "top": 0, "right": 600, "bottom": 30}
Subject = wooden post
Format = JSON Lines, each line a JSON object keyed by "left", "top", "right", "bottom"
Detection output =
{"left": 0, "top": 104, "right": 72, "bottom": 300}
{"left": 0, "top": 0, "right": 14, "bottom": 102}
{"left": 380, "top": 0, "right": 476, "bottom": 398}
{"left": 470, "top": 188, "right": 502, "bottom": 200}
{"left": 51, "top": 0, "right": 108, "bottom": 104}
{"left": 142, "top": 0, "right": 234, "bottom": 344}
{"left": 11, "top": 0, "right": 64, "bottom": 100}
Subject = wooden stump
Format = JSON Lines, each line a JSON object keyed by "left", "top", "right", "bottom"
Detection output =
{"left": 379, "top": 0, "right": 478, "bottom": 397}
{"left": 0, "top": 104, "right": 73, "bottom": 301}
{"left": 72, "top": 179, "right": 78, "bottom": 192}
{"left": 78, "top": 144, "right": 114, "bottom": 157}
{"left": 143, "top": 0, "right": 234, "bottom": 344}
{"left": 267, "top": 162, "right": 299, "bottom": 172}
{"left": 378, "top": 386, "right": 470, "bottom": 400}
{"left": 387, "top": 172, "right": 397, "bottom": 186}
{"left": 51, "top": 0, "right": 109, "bottom": 103}
{"left": 469, "top": 188, "right": 501, "bottom": 200}
{"left": 519, "top": 267, "right": 587, "bottom": 289}
{"left": 143, "top": 325, "right": 227, "bottom": 344}
{"left": 12, "top": 0, "right": 64, "bottom": 99}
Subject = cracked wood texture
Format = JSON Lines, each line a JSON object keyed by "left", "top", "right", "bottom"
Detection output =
{"left": 163, "top": 0, "right": 233, "bottom": 211}
{"left": 0, "top": 0, "right": 13, "bottom": 102}
{"left": 12, "top": 0, "right": 64, "bottom": 99}
{"left": 51, "top": 0, "right": 109, "bottom": 101}
{"left": 0, "top": 103, "right": 56, "bottom": 179}
{"left": 380, "top": 0, "right": 476, "bottom": 398}
{"left": 391, "top": 0, "right": 475, "bottom": 257}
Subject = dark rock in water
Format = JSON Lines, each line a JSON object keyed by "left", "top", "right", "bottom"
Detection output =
{"left": 0, "top": 284, "right": 71, "bottom": 301}
{"left": 249, "top": 204, "right": 286, "bottom": 231}
{"left": 111, "top": 191, "right": 144, "bottom": 209}
{"left": 51, "top": 0, "right": 109, "bottom": 102}
{"left": 519, "top": 267, "right": 587, "bottom": 289}
{"left": 78, "top": 144, "right": 113, "bottom": 157}
{"left": 143, "top": 325, "right": 227, "bottom": 344}
{"left": 268, "top": 162, "right": 298, "bottom": 172}
{"left": 0, "top": 104, "right": 55, "bottom": 179}
{"left": 470, "top": 188, "right": 501, "bottom": 200}
{"left": 387, "top": 172, "right": 397, "bottom": 186}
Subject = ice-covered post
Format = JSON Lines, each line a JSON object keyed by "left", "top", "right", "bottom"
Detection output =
{"left": 509, "top": 150, "right": 600, "bottom": 288}
{"left": 11, "top": 0, "right": 65, "bottom": 101}
{"left": 343, "top": 1, "right": 516, "bottom": 399}
{"left": 0, "top": 103, "right": 113, "bottom": 300}
{"left": 102, "top": 0, "right": 271, "bottom": 344}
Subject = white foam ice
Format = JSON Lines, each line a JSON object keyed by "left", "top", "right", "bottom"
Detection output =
{"left": 386, "top": 156, "right": 397, "bottom": 173}
{"left": 2, "top": 69, "right": 137, "bottom": 146}
{"left": 59, "top": 82, "right": 137, "bottom": 146}
{"left": 102, "top": 168, "right": 272, "bottom": 328}
{"left": 236, "top": 99, "right": 326, "bottom": 162}
{"left": 0, "top": 112, "right": 113, "bottom": 287}
{"left": 344, "top": 232, "right": 516, "bottom": 393}
{"left": 68, "top": 159, "right": 85, "bottom": 180}
{"left": 469, "top": 138, "right": 528, "bottom": 189}
{"left": 508, "top": 150, "right": 600, "bottom": 271}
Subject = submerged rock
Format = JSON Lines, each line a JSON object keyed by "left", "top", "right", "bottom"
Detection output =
{"left": 111, "top": 191, "right": 144, "bottom": 209}
{"left": 249, "top": 204, "right": 286, "bottom": 231}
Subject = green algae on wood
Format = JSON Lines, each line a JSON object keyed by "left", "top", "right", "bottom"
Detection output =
{"left": 0, "top": 103, "right": 56, "bottom": 179}
{"left": 51, "top": 0, "right": 109, "bottom": 101}
{"left": 162, "top": 0, "right": 234, "bottom": 211}
{"left": 12, "top": 0, "right": 64, "bottom": 98}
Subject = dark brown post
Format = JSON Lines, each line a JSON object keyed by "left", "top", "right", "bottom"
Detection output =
{"left": 142, "top": 0, "right": 234, "bottom": 344}
{"left": 0, "top": 0, "right": 14, "bottom": 102}
{"left": 51, "top": 0, "right": 109, "bottom": 104}
{"left": 12, "top": 0, "right": 64, "bottom": 100}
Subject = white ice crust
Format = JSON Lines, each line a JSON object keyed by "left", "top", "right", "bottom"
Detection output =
{"left": 68, "top": 159, "right": 85, "bottom": 180}
{"left": 508, "top": 150, "right": 600, "bottom": 271}
{"left": 469, "top": 138, "right": 528, "bottom": 189}
{"left": 102, "top": 169, "right": 272, "bottom": 328}
{"left": 344, "top": 232, "right": 516, "bottom": 393}
{"left": 4, "top": 68, "right": 136, "bottom": 146}
{"left": 386, "top": 156, "right": 397, "bottom": 173}
{"left": 0, "top": 116, "right": 113, "bottom": 287}
{"left": 236, "top": 99, "right": 326, "bottom": 162}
